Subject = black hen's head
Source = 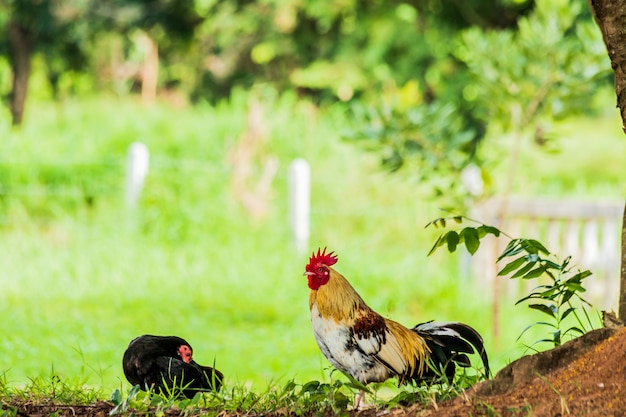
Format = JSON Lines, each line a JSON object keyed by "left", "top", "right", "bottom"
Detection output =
{"left": 127, "top": 335, "right": 194, "bottom": 362}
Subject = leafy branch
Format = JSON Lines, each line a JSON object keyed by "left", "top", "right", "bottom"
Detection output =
{"left": 426, "top": 215, "right": 501, "bottom": 255}
{"left": 426, "top": 215, "right": 596, "bottom": 348}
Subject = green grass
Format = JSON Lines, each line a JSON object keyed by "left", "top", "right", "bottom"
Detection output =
{"left": 0, "top": 91, "right": 623, "bottom": 406}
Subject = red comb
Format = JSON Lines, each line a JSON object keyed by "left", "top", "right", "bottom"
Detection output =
{"left": 306, "top": 247, "right": 338, "bottom": 272}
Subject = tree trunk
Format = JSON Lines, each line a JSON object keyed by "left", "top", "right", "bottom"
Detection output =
{"left": 587, "top": 0, "right": 626, "bottom": 133}
{"left": 7, "top": 20, "right": 34, "bottom": 127}
{"left": 620, "top": 202, "right": 626, "bottom": 322}
{"left": 138, "top": 32, "right": 159, "bottom": 105}
{"left": 586, "top": 0, "right": 626, "bottom": 322}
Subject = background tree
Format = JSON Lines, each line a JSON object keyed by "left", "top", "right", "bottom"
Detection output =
{"left": 0, "top": 0, "right": 83, "bottom": 125}
{"left": 0, "top": 0, "right": 201, "bottom": 125}
{"left": 346, "top": 0, "right": 610, "bottom": 206}
{"left": 88, "top": 0, "right": 201, "bottom": 102}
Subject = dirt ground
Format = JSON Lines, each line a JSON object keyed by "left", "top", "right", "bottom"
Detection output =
{"left": 413, "top": 326, "right": 626, "bottom": 417}
{"left": 5, "top": 326, "right": 626, "bottom": 417}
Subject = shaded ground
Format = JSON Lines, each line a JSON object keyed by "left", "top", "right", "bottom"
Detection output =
{"left": 4, "top": 326, "right": 626, "bottom": 416}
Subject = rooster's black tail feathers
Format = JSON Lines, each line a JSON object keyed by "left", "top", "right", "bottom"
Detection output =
{"left": 412, "top": 321, "right": 490, "bottom": 384}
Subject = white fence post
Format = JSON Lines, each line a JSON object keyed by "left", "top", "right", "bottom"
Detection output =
{"left": 125, "top": 142, "right": 150, "bottom": 209}
{"left": 288, "top": 159, "right": 310, "bottom": 253}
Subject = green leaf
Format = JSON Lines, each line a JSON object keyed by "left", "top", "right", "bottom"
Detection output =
{"left": 497, "top": 239, "right": 523, "bottom": 261}
{"left": 301, "top": 381, "right": 321, "bottom": 393}
{"left": 528, "top": 303, "right": 557, "bottom": 318}
{"left": 516, "top": 321, "right": 556, "bottom": 341}
{"left": 522, "top": 265, "right": 547, "bottom": 279}
{"left": 560, "top": 306, "right": 577, "bottom": 321}
{"left": 533, "top": 321, "right": 558, "bottom": 329}
{"left": 389, "top": 391, "right": 420, "bottom": 406}
{"left": 521, "top": 240, "right": 538, "bottom": 255}
{"left": 536, "top": 338, "right": 559, "bottom": 346}
{"left": 565, "top": 282, "right": 586, "bottom": 292}
{"left": 511, "top": 261, "right": 537, "bottom": 279}
{"left": 453, "top": 216, "right": 463, "bottom": 223}
{"left": 543, "top": 259, "right": 562, "bottom": 270}
{"left": 530, "top": 283, "right": 553, "bottom": 292}
{"left": 563, "top": 326, "right": 585, "bottom": 337}
{"left": 461, "top": 227, "right": 480, "bottom": 254}
{"left": 128, "top": 384, "right": 141, "bottom": 400}
{"left": 110, "top": 389, "right": 122, "bottom": 406}
{"left": 561, "top": 289, "right": 575, "bottom": 304}
{"left": 516, "top": 323, "right": 536, "bottom": 340}
{"left": 340, "top": 371, "right": 372, "bottom": 393}
{"left": 540, "top": 288, "right": 559, "bottom": 300}
{"left": 524, "top": 239, "right": 550, "bottom": 255}
{"left": 427, "top": 235, "right": 445, "bottom": 256}
{"left": 425, "top": 218, "right": 446, "bottom": 229}
{"left": 189, "top": 392, "right": 202, "bottom": 405}
{"left": 282, "top": 380, "right": 297, "bottom": 392}
{"left": 568, "top": 270, "right": 592, "bottom": 283}
{"left": 445, "top": 230, "right": 460, "bottom": 252}
{"left": 515, "top": 293, "right": 543, "bottom": 304}
{"left": 498, "top": 256, "right": 526, "bottom": 276}
{"left": 477, "top": 225, "right": 500, "bottom": 238}
{"left": 333, "top": 391, "right": 351, "bottom": 410}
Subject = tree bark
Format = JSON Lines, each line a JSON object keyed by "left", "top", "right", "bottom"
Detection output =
{"left": 621, "top": 203, "right": 626, "bottom": 322}
{"left": 587, "top": 0, "right": 626, "bottom": 133}
{"left": 7, "top": 20, "right": 34, "bottom": 126}
{"left": 586, "top": 0, "right": 626, "bottom": 322}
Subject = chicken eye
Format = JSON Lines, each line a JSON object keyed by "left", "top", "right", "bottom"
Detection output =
{"left": 317, "top": 267, "right": 324, "bottom": 272}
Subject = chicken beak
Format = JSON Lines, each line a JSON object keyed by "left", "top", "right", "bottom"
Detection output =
{"left": 303, "top": 271, "right": 314, "bottom": 277}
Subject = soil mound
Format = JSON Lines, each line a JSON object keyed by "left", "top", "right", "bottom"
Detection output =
{"left": 414, "top": 326, "right": 626, "bottom": 416}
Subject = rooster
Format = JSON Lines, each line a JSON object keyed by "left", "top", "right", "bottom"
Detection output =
{"left": 304, "top": 248, "right": 489, "bottom": 408}
{"left": 122, "top": 335, "right": 223, "bottom": 398}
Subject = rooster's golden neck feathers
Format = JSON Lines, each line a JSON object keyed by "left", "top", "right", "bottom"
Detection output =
{"left": 309, "top": 267, "right": 370, "bottom": 321}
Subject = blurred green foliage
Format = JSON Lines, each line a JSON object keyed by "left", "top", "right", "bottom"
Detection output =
{"left": 0, "top": 0, "right": 615, "bottom": 203}
{"left": 346, "top": 0, "right": 611, "bottom": 205}
{"left": 1, "top": 0, "right": 589, "bottom": 103}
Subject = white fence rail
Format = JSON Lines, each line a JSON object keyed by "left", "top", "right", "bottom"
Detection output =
{"left": 469, "top": 198, "right": 623, "bottom": 310}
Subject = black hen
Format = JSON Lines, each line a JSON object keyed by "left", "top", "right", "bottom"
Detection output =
{"left": 122, "top": 335, "right": 223, "bottom": 398}
{"left": 412, "top": 321, "right": 490, "bottom": 383}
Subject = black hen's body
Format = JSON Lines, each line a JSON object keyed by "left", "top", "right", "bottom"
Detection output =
{"left": 122, "top": 335, "right": 223, "bottom": 398}
{"left": 411, "top": 321, "right": 490, "bottom": 383}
